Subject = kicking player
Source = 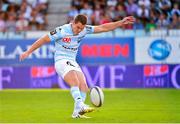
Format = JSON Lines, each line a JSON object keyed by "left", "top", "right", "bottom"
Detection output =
{"left": 20, "top": 14, "right": 135, "bottom": 118}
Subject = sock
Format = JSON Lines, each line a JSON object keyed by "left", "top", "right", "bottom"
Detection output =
{"left": 70, "top": 86, "right": 82, "bottom": 105}
{"left": 80, "top": 91, "right": 87, "bottom": 102}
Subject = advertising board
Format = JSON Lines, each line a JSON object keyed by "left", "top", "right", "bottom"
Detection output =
{"left": 0, "top": 64, "right": 179, "bottom": 89}
{"left": 0, "top": 38, "right": 135, "bottom": 66}
{"left": 135, "top": 37, "right": 180, "bottom": 64}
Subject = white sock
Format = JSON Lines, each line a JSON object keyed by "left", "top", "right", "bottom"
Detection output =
{"left": 80, "top": 91, "right": 86, "bottom": 102}
{"left": 70, "top": 86, "right": 82, "bottom": 105}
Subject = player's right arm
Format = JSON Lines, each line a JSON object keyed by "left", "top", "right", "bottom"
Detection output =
{"left": 20, "top": 26, "right": 62, "bottom": 61}
{"left": 19, "top": 35, "right": 51, "bottom": 61}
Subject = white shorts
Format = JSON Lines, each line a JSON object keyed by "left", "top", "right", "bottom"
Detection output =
{"left": 55, "top": 59, "right": 83, "bottom": 79}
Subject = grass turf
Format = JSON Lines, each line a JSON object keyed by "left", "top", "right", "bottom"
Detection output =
{"left": 0, "top": 89, "right": 180, "bottom": 123}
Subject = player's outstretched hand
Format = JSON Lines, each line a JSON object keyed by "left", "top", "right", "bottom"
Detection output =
{"left": 19, "top": 51, "right": 30, "bottom": 61}
{"left": 121, "top": 16, "right": 135, "bottom": 25}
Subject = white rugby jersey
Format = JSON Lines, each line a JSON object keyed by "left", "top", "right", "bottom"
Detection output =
{"left": 48, "top": 24, "right": 94, "bottom": 62}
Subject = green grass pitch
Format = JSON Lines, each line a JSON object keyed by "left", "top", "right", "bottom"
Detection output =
{"left": 0, "top": 89, "right": 180, "bottom": 123}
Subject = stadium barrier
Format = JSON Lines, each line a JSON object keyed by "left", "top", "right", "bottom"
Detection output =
{"left": 0, "top": 37, "right": 179, "bottom": 65}
{"left": 0, "top": 36, "right": 179, "bottom": 89}
{"left": 0, "top": 38, "right": 134, "bottom": 65}
{"left": 0, "top": 64, "right": 179, "bottom": 89}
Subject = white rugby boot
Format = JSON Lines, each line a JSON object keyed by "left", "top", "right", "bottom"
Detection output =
{"left": 78, "top": 103, "right": 95, "bottom": 115}
{"left": 72, "top": 102, "right": 94, "bottom": 118}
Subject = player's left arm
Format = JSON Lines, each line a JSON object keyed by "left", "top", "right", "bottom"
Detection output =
{"left": 94, "top": 16, "right": 135, "bottom": 33}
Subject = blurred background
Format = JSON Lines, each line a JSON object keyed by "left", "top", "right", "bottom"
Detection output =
{"left": 0, "top": 0, "right": 180, "bottom": 89}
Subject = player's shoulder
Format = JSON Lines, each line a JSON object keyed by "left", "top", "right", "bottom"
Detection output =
{"left": 52, "top": 24, "right": 71, "bottom": 35}
{"left": 83, "top": 25, "right": 94, "bottom": 34}
{"left": 60, "top": 23, "right": 72, "bottom": 33}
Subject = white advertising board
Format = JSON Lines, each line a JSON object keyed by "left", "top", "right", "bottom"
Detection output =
{"left": 135, "top": 37, "right": 180, "bottom": 64}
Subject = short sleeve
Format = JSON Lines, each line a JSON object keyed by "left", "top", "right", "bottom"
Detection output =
{"left": 85, "top": 25, "right": 94, "bottom": 34}
{"left": 48, "top": 27, "right": 62, "bottom": 42}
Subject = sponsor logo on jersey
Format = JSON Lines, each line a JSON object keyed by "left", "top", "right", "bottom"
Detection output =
{"left": 62, "top": 45, "right": 77, "bottom": 51}
{"left": 62, "top": 37, "right": 71, "bottom": 43}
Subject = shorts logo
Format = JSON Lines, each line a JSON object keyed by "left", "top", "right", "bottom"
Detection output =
{"left": 62, "top": 37, "right": 71, "bottom": 43}
{"left": 66, "top": 61, "right": 75, "bottom": 67}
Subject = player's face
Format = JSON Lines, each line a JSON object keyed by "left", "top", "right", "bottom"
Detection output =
{"left": 72, "top": 22, "right": 85, "bottom": 35}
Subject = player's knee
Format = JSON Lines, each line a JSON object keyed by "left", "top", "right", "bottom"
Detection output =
{"left": 64, "top": 70, "right": 80, "bottom": 86}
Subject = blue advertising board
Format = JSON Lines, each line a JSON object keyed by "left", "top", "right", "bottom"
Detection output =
{"left": 0, "top": 64, "right": 179, "bottom": 89}
{"left": 0, "top": 39, "right": 54, "bottom": 66}
{"left": 77, "top": 38, "right": 134, "bottom": 64}
{"left": 0, "top": 38, "right": 134, "bottom": 66}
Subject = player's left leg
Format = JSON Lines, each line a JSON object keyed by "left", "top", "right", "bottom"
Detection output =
{"left": 76, "top": 71, "right": 95, "bottom": 115}
{"left": 64, "top": 70, "right": 94, "bottom": 117}
{"left": 76, "top": 71, "right": 88, "bottom": 102}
